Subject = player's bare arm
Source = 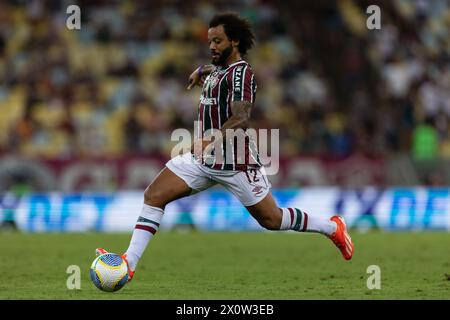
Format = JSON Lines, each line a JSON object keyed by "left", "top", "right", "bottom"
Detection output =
{"left": 220, "top": 100, "right": 252, "bottom": 133}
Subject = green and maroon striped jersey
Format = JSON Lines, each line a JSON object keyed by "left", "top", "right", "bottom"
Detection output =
{"left": 197, "top": 60, "right": 261, "bottom": 171}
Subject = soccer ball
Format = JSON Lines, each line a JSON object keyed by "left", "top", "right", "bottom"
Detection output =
{"left": 90, "top": 253, "right": 128, "bottom": 292}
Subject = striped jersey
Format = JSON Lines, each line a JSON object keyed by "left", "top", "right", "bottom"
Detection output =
{"left": 196, "top": 60, "right": 261, "bottom": 171}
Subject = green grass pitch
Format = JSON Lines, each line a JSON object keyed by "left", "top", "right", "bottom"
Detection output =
{"left": 0, "top": 231, "right": 449, "bottom": 299}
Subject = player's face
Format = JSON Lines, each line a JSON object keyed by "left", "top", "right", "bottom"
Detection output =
{"left": 208, "top": 25, "right": 236, "bottom": 66}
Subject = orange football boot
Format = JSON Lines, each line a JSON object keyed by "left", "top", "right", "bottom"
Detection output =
{"left": 329, "top": 216, "right": 354, "bottom": 260}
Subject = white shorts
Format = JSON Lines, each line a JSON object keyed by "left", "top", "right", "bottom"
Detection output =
{"left": 165, "top": 152, "right": 271, "bottom": 207}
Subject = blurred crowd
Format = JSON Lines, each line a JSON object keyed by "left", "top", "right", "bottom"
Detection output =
{"left": 0, "top": 0, "right": 449, "bottom": 161}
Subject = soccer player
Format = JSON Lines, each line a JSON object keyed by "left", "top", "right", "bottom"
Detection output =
{"left": 96, "top": 12, "right": 353, "bottom": 282}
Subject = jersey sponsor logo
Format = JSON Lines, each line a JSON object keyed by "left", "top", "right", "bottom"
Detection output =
{"left": 234, "top": 66, "right": 243, "bottom": 92}
{"left": 200, "top": 95, "right": 217, "bottom": 105}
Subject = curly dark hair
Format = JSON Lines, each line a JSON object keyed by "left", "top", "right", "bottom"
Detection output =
{"left": 209, "top": 12, "right": 255, "bottom": 56}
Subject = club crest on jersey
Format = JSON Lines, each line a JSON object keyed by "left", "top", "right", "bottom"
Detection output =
{"left": 204, "top": 75, "right": 219, "bottom": 93}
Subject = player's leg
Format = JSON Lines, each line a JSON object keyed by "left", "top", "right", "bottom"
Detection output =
{"left": 99, "top": 153, "right": 217, "bottom": 281}
{"left": 123, "top": 166, "right": 193, "bottom": 273}
{"left": 218, "top": 167, "right": 353, "bottom": 260}
{"left": 245, "top": 191, "right": 337, "bottom": 235}
{"left": 245, "top": 191, "right": 353, "bottom": 260}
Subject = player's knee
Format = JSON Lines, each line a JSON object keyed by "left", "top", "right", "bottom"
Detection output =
{"left": 143, "top": 186, "right": 166, "bottom": 209}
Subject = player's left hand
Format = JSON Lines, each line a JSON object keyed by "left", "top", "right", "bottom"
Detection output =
{"left": 187, "top": 68, "right": 206, "bottom": 90}
{"left": 187, "top": 64, "right": 214, "bottom": 90}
